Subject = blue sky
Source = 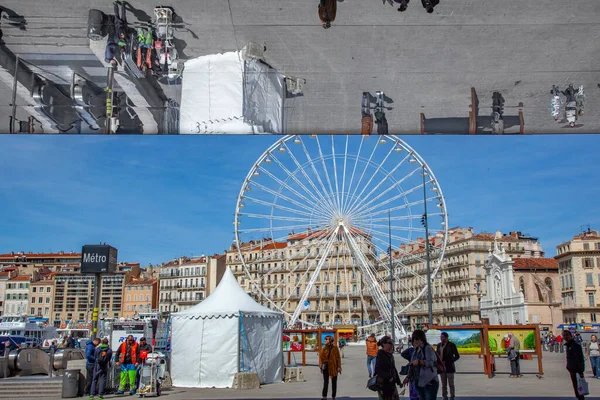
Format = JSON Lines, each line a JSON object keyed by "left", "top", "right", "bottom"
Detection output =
{"left": 0, "top": 135, "right": 598, "bottom": 265}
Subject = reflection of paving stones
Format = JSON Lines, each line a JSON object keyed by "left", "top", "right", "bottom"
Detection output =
{"left": 0, "top": 0, "right": 598, "bottom": 134}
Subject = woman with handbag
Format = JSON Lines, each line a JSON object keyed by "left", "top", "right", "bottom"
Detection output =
{"left": 401, "top": 336, "right": 420, "bottom": 400}
{"left": 406, "top": 329, "right": 439, "bottom": 400}
{"left": 319, "top": 335, "right": 342, "bottom": 400}
{"left": 374, "top": 336, "right": 403, "bottom": 400}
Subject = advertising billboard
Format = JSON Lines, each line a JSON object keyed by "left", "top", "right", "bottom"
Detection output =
{"left": 288, "top": 332, "right": 303, "bottom": 351}
{"left": 488, "top": 329, "right": 537, "bottom": 354}
{"left": 304, "top": 332, "right": 318, "bottom": 351}
{"left": 426, "top": 328, "right": 483, "bottom": 355}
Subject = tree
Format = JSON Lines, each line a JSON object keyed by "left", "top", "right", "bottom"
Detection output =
{"left": 524, "top": 332, "right": 536, "bottom": 350}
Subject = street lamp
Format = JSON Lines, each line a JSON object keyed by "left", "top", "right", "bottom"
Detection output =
{"left": 421, "top": 166, "right": 433, "bottom": 326}
{"left": 388, "top": 210, "right": 396, "bottom": 346}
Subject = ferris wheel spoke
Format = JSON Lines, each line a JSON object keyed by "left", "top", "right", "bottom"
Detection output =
{"left": 367, "top": 195, "right": 440, "bottom": 219}
{"left": 343, "top": 144, "right": 396, "bottom": 216}
{"left": 343, "top": 137, "right": 366, "bottom": 214}
{"left": 351, "top": 174, "right": 427, "bottom": 221}
{"left": 257, "top": 165, "right": 333, "bottom": 220}
{"left": 340, "top": 136, "right": 350, "bottom": 218}
{"left": 281, "top": 141, "right": 339, "bottom": 214}
{"left": 237, "top": 223, "right": 317, "bottom": 235}
{"left": 345, "top": 141, "right": 380, "bottom": 216}
{"left": 344, "top": 152, "right": 411, "bottom": 217}
{"left": 314, "top": 136, "right": 340, "bottom": 215}
{"left": 369, "top": 213, "right": 444, "bottom": 223}
{"left": 268, "top": 150, "right": 336, "bottom": 218}
{"left": 330, "top": 136, "right": 343, "bottom": 216}
{"left": 366, "top": 233, "right": 428, "bottom": 265}
{"left": 298, "top": 140, "right": 339, "bottom": 213}
{"left": 250, "top": 180, "right": 329, "bottom": 218}
{"left": 349, "top": 168, "right": 423, "bottom": 219}
{"left": 369, "top": 224, "right": 427, "bottom": 233}
{"left": 242, "top": 196, "right": 316, "bottom": 218}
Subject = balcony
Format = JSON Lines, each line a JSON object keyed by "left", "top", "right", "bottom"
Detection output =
{"left": 445, "top": 275, "right": 470, "bottom": 283}
{"left": 176, "top": 299, "right": 202, "bottom": 305}
{"left": 447, "top": 291, "right": 471, "bottom": 298}
{"left": 443, "top": 306, "right": 479, "bottom": 313}
{"left": 444, "top": 262, "right": 469, "bottom": 270}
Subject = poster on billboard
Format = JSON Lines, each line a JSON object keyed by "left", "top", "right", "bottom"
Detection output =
{"left": 304, "top": 332, "right": 318, "bottom": 351}
{"left": 289, "top": 332, "right": 303, "bottom": 351}
{"left": 488, "top": 329, "right": 536, "bottom": 354}
{"left": 283, "top": 333, "right": 291, "bottom": 351}
{"left": 426, "top": 329, "right": 482, "bottom": 355}
{"left": 110, "top": 322, "right": 146, "bottom": 351}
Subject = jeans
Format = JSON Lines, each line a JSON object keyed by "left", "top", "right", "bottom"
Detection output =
{"left": 85, "top": 364, "right": 94, "bottom": 394}
{"left": 90, "top": 368, "right": 107, "bottom": 397}
{"left": 570, "top": 372, "right": 585, "bottom": 400}
{"left": 367, "top": 355, "right": 376, "bottom": 375}
{"left": 510, "top": 353, "right": 521, "bottom": 376}
{"left": 321, "top": 368, "right": 337, "bottom": 399}
{"left": 416, "top": 378, "right": 439, "bottom": 400}
{"left": 590, "top": 356, "right": 600, "bottom": 378}
{"left": 440, "top": 372, "right": 455, "bottom": 399}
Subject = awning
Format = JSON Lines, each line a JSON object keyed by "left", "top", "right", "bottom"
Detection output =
{"left": 337, "top": 329, "right": 355, "bottom": 333}
{"left": 28, "top": 317, "right": 49, "bottom": 322}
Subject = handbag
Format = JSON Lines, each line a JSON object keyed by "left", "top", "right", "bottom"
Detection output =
{"left": 429, "top": 345, "right": 446, "bottom": 374}
{"left": 576, "top": 373, "right": 589, "bottom": 396}
{"left": 400, "top": 364, "right": 410, "bottom": 376}
{"left": 367, "top": 374, "right": 381, "bottom": 392}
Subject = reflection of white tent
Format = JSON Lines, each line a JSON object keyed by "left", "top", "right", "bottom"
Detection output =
{"left": 170, "top": 268, "right": 283, "bottom": 388}
{"left": 179, "top": 51, "right": 285, "bottom": 134}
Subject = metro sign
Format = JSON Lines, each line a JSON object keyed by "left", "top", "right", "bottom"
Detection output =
{"left": 81, "top": 245, "right": 118, "bottom": 274}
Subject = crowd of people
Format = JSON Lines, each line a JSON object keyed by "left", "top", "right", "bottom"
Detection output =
{"left": 84, "top": 335, "right": 153, "bottom": 400}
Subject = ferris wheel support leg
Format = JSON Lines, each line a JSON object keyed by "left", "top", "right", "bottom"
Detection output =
{"left": 289, "top": 228, "right": 339, "bottom": 327}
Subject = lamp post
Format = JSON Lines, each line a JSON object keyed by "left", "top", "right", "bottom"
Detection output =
{"left": 388, "top": 210, "right": 396, "bottom": 346}
{"left": 421, "top": 166, "right": 433, "bottom": 326}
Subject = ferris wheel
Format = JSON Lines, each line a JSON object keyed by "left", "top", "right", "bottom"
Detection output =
{"left": 234, "top": 135, "right": 448, "bottom": 337}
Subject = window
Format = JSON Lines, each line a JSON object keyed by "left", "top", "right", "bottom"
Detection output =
{"left": 596, "top": 243, "right": 600, "bottom": 250}
{"left": 584, "top": 258, "right": 594, "bottom": 269}
{"left": 31, "top": 297, "right": 35, "bottom": 303}
{"left": 587, "top": 273, "right": 594, "bottom": 286}
{"left": 32, "top": 287, "right": 36, "bottom": 293}
{"left": 30, "top": 308, "right": 34, "bottom": 315}
{"left": 46, "top": 287, "right": 51, "bottom": 293}
{"left": 589, "top": 292, "right": 596, "bottom": 308}
{"left": 46, "top": 298, "right": 50, "bottom": 304}
{"left": 584, "top": 243, "right": 590, "bottom": 250}
{"left": 592, "top": 313, "right": 598, "bottom": 322}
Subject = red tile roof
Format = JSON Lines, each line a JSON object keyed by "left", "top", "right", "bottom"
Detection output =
{"left": 250, "top": 242, "right": 287, "bottom": 251}
{"left": 9, "top": 275, "right": 32, "bottom": 281}
{"left": 125, "top": 279, "right": 156, "bottom": 286}
{"left": 513, "top": 258, "right": 558, "bottom": 270}
{"left": 0, "top": 252, "right": 81, "bottom": 259}
{"left": 31, "top": 280, "right": 54, "bottom": 285}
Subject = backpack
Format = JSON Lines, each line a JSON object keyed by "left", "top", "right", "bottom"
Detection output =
{"left": 96, "top": 349, "right": 109, "bottom": 366}
{"left": 430, "top": 345, "right": 446, "bottom": 374}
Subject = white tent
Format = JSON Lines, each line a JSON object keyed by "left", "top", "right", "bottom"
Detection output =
{"left": 179, "top": 51, "right": 285, "bottom": 134}
{"left": 170, "top": 268, "right": 283, "bottom": 388}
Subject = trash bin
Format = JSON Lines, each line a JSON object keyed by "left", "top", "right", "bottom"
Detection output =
{"left": 62, "top": 369, "right": 80, "bottom": 398}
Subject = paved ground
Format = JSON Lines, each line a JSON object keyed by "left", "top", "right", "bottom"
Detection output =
{"left": 0, "top": 0, "right": 599, "bottom": 134}
{"left": 29, "top": 346, "right": 599, "bottom": 400}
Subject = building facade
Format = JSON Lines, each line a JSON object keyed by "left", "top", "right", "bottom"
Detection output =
{"left": 512, "top": 257, "right": 561, "bottom": 333}
{"left": 158, "top": 257, "right": 211, "bottom": 315}
{"left": 122, "top": 279, "right": 159, "bottom": 318}
{"left": 29, "top": 280, "right": 54, "bottom": 319}
{"left": 5, "top": 275, "right": 31, "bottom": 315}
{"left": 556, "top": 229, "right": 600, "bottom": 325}
{"left": 389, "top": 227, "right": 545, "bottom": 330}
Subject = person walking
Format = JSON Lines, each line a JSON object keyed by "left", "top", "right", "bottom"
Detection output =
{"left": 115, "top": 335, "right": 140, "bottom": 395}
{"left": 557, "top": 332, "right": 564, "bottom": 353}
{"left": 437, "top": 332, "right": 460, "bottom": 400}
{"left": 563, "top": 330, "right": 586, "bottom": 400}
{"left": 84, "top": 338, "right": 101, "bottom": 396}
{"left": 89, "top": 338, "right": 112, "bottom": 400}
{"left": 366, "top": 333, "right": 378, "bottom": 378}
{"left": 319, "top": 335, "right": 341, "bottom": 400}
{"left": 407, "top": 329, "right": 439, "bottom": 400}
{"left": 49, "top": 340, "right": 58, "bottom": 353}
{"left": 66, "top": 336, "right": 76, "bottom": 348}
{"left": 586, "top": 334, "right": 600, "bottom": 379}
{"left": 318, "top": 0, "right": 336, "bottom": 29}
{"left": 375, "top": 336, "right": 402, "bottom": 400}
{"left": 507, "top": 332, "right": 521, "bottom": 378}
{"left": 400, "top": 337, "right": 420, "bottom": 400}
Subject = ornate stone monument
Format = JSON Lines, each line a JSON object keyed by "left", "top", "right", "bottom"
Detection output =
{"left": 479, "top": 240, "right": 528, "bottom": 325}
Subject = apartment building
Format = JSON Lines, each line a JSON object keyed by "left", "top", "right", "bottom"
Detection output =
{"left": 389, "top": 227, "right": 545, "bottom": 330}
{"left": 0, "top": 251, "right": 81, "bottom": 275}
{"left": 122, "top": 279, "right": 159, "bottom": 318}
{"left": 52, "top": 265, "right": 126, "bottom": 324}
{"left": 0, "top": 270, "right": 18, "bottom": 316}
{"left": 29, "top": 280, "right": 54, "bottom": 319}
{"left": 158, "top": 256, "right": 211, "bottom": 314}
{"left": 225, "top": 229, "right": 379, "bottom": 327}
{"left": 4, "top": 275, "right": 31, "bottom": 315}
{"left": 512, "top": 258, "right": 562, "bottom": 332}
{"left": 556, "top": 228, "right": 600, "bottom": 324}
